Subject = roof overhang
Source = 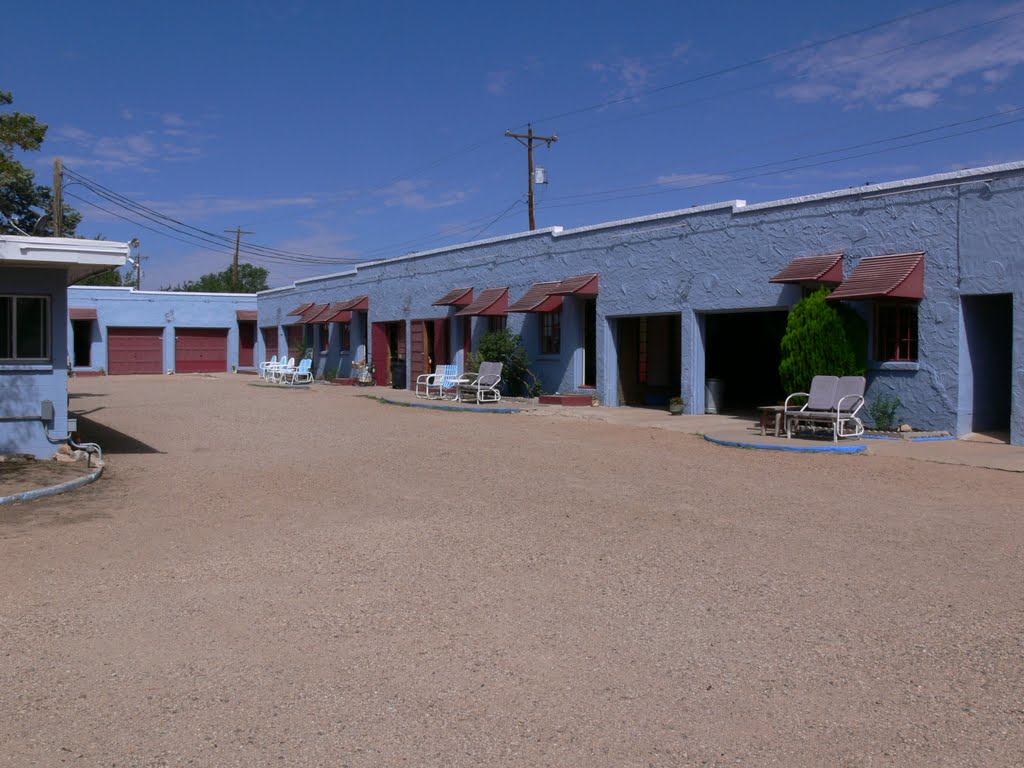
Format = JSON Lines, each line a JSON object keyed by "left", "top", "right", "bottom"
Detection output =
{"left": 828, "top": 252, "right": 925, "bottom": 301}
{"left": 297, "top": 303, "right": 333, "bottom": 323}
{"left": 69, "top": 307, "right": 98, "bottom": 321}
{"left": 236, "top": 309, "right": 258, "bottom": 321}
{"left": 508, "top": 274, "right": 599, "bottom": 313}
{"left": 433, "top": 287, "right": 475, "bottom": 307}
{"left": 455, "top": 287, "right": 509, "bottom": 317}
{"left": 324, "top": 295, "right": 369, "bottom": 322}
{"left": 769, "top": 253, "right": 844, "bottom": 285}
{"left": 0, "top": 235, "right": 129, "bottom": 285}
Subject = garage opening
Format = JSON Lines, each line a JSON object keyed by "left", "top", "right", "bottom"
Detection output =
{"left": 615, "top": 314, "right": 681, "bottom": 407}
{"left": 702, "top": 310, "right": 788, "bottom": 411}
{"left": 175, "top": 328, "right": 228, "bottom": 373}
{"left": 108, "top": 327, "right": 163, "bottom": 375}
{"left": 962, "top": 294, "right": 1012, "bottom": 437}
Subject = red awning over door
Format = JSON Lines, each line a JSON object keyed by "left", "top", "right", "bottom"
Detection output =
{"left": 70, "top": 307, "right": 98, "bottom": 320}
{"left": 454, "top": 287, "right": 509, "bottom": 316}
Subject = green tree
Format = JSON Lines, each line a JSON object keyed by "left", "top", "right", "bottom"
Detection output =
{"left": 78, "top": 267, "right": 132, "bottom": 286}
{"left": 778, "top": 287, "right": 867, "bottom": 394}
{"left": 166, "top": 262, "right": 270, "bottom": 293}
{"left": 0, "top": 90, "right": 81, "bottom": 236}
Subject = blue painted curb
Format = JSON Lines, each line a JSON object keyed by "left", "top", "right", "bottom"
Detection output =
{"left": 372, "top": 396, "right": 520, "bottom": 414}
{"left": 703, "top": 435, "right": 866, "bottom": 454}
{"left": 0, "top": 464, "right": 104, "bottom": 506}
{"left": 910, "top": 435, "right": 956, "bottom": 442}
{"left": 862, "top": 434, "right": 955, "bottom": 442}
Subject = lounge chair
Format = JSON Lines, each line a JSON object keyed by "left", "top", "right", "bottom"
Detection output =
{"left": 259, "top": 355, "right": 278, "bottom": 380}
{"left": 286, "top": 358, "right": 313, "bottom": 385}
{"left": 415, "top": 364, "right": 456, "bottom": 399}
{"left": 457, "top": 361, "right": 503, "bottom": 404}
{"left": 435, "top": 366, "right": 464, "bottom": 401}
{"left": 785, "top": 375, "right": 865, "bottom": 441}
{"left": 270, "top": 357, "right": 296, "bottom": 384}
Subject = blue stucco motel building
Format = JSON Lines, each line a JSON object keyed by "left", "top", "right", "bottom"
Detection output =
{"left": 257, "top": 161, "right": 1024, "bottom": 445}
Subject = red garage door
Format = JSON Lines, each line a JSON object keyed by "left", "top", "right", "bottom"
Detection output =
{"left": 175, "top": 328, "right": 228, "bottom": 373}
{"left": 108, "top": 327, "right": 163, "bottom": 375}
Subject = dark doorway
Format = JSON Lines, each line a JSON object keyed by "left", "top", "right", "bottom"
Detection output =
{"left": 615, "top": 314, "right": 681, "bottom": 406}
{"left": 583, "top": 299, "right": 597, "bottom": 387}
{"left": 238, "top": 321, "right": 256, "bottom": 368}
{"left": 962, "top": 294, "right": 1012, "bottom": 434}
{"left": 72, "top": 319, "right": 92, "bottom": 367}
{"left": 371, "top": 321, "right": 406, "bottom": 386}
{"left": 703, "top": 310, "right": 788, "bottom": 410}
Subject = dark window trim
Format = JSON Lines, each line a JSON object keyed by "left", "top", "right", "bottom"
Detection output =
{"left": 540, "top": 309, "right": 561, "bottom": 355}
{"left": 0, "top": 294, "right": 51, "bottom": 363}
{"left": 873, "top": 301, "right": 918, "bottom": 363}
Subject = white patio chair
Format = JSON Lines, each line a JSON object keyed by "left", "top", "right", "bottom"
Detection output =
{"left": 271, "top": 357, "right": 296, "bottom": 384}
{"left": 457, "top": 361, "right": 503, "bottom": 404}
{"left": 259, "top": 355, "right": 278, "bottom": 380}
{"left": 286, "top": 358, "right": 313, "bottom": 385}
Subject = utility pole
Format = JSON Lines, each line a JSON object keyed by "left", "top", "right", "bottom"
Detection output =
{"left": 53, "top": 158, "right": 63, "bottom": 237}
{"left": 133, "top": 253, "right": 148, "bottom": 290}
{"left": 504, "top": 124, "right": 557, "bottom": 230}
{"left": 224, "top": 226, "right": 254, "bottom": 291}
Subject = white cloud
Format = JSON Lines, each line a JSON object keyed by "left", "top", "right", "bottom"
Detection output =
{"left": 776, "top": 1, "right": 1024, "bottom": 109}
{"left": 655, "top": 172, "right": 731, "bottom": 187}
{"left": 377, "top": 179, "right": 467, "bottom": 210}
{"left": 49, "top": 111, "right": 210, "bottom": 171}
{"left": 486, "top": 70, "right": 511, "bottom": 95}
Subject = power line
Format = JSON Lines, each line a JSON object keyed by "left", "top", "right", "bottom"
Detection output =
{"left": 540, "top": 112, "right": 1024, "bottom": 212}
{"left": 518, "top": 0, "right": 969, "bottom": 128}
{"left": 556, "top": 6, "right": 1024, "bottom": 141}
{"left": 545, "top": 106, "right": 1024, "bottom": 206}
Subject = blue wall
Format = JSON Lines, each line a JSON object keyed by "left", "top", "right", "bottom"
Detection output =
{"left": 258, "top": 162, "right": 1024, "bottom": 444}
{"left": 1, "top": 268, "right": 72, "bottom": 459}
{"left": 67, "top": 287, "right": 257, "bottom": 373}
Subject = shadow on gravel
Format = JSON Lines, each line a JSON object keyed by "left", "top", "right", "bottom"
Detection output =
{"left": 75, "top": 415, "right": 164, "bottom": 455}
{"left": 69, "top": 392, "right": 107, "bottom": 400}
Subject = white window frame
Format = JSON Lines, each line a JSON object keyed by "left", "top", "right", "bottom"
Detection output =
{"left": 0, "top": 295, "right": 51, "bottom": 362}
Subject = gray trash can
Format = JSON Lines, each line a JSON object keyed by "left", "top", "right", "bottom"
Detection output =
{"left": 705, "top": 378, "right": 724, "bottom": 414}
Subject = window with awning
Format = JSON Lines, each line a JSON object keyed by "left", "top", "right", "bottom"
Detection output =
{"left": 454, "top": 287, "right": 509, "bottom": 317}
{"left": 769, "top": 254, "right": 844, "bottom": 285}
{"left": 827, "top": 252, "right": 925, "bottom": 301}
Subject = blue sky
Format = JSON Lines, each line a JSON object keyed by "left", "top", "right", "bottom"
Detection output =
{"left": 3, "top": 0, "right": 1023, "bottom": 288}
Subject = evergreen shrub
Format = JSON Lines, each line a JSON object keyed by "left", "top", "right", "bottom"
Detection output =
{"left": 779, "top": 288, "right": 867, "bottom": 395}
{"left": 471, "top": 329, "right": 543, "bottom": 396}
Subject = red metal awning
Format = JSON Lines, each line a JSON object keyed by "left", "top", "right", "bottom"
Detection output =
{"left": 769, "top": 253, "right": 844, "bottom": 284}
{"left": 69, "top": 307, "right": 97, "bottom": 321}
{"left": 236, "top": 309, "right": 258, "bottom": 322}
{"left": 828, "top": 252, "right": 925, "bottom": 301}
{"left": 323, "top": 295, "right": 370, "bottom": 323}
{"left": 287, "top": 302, "right": 314, "bottom": 316}
{"left": 454, "top": 287, "right": 509, "bottom": 317}
{"left": 294, "top": 303, "right": 330, "bottom": 324}
{"left": 507, "top": 274, "right": 600, "bottom": 313}
{"left": 433, "top": 287, "right": 474, "bottom": 307}
{"left": 507, "top": 281, "right": 561, "bottom": 312}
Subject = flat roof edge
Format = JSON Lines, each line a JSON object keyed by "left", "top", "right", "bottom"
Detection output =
{"left": 738, "top": 160, "right": 1024, "bottom": 213}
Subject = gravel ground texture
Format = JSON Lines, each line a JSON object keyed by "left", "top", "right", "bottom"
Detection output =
{"left": 1, "top": 374, "right": 1022, "bottom": 767}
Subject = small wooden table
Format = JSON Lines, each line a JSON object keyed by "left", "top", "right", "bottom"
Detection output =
{"left": 758, "top": 405, "right": 786, "bottom": 437}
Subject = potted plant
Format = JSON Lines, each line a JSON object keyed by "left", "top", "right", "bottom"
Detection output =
{"left": 668, "top": 395, "right": 686, "bottom": 415}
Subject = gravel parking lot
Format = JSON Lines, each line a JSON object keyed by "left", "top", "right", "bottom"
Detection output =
{"left": 1, "top": 374, "right": 1022, "bottom": 767}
